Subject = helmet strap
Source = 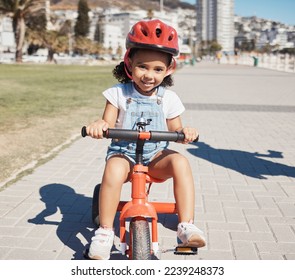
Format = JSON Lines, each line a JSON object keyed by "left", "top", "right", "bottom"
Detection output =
{"left": 124, "top": 49, "right": 133, "bottom": 80}
{"left": 165, "top": 57, "right": 177, "bottom": 77}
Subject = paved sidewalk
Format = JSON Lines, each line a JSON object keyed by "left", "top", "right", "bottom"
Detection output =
{"left": 0, "top": 63, "right": 294, "bottom": 260}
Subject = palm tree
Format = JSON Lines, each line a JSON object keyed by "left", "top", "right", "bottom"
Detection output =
{"left": 0, "top": 0, "right": 46, "bottom": 62}
{"left": 43, "top": 30, "right": 68, "bottom": 61}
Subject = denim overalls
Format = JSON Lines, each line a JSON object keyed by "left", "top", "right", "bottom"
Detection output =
{"left": 106, "top": 83, "right": 168, "bottom": 165}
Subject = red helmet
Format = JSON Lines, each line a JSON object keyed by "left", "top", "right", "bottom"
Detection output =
{"left": 126, "top": 19, "right": 179, "bottom": 56}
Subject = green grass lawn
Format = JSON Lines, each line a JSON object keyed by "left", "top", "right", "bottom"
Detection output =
{"left": 0, "top": 63, "right": 116, "bottom": 186}
{"left": 0, "top": 64, "right": 115, "bottom": 128}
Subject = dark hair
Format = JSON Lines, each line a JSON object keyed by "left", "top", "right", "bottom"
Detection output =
{"left": 112, "top": 48, "right": 174, "bottom": 87}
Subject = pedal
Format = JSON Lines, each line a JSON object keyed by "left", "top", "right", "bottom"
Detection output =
{"left": 174, "top": 246, "right": 198, "bottom": 255}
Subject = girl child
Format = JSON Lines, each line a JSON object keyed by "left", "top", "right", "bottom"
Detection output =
{"left": 85, "top": 19, "right": 206, "bottom": 259}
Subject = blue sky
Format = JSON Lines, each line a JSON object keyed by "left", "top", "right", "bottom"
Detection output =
{"left": 181, "top": 0, "right": 295, "bottom": 25}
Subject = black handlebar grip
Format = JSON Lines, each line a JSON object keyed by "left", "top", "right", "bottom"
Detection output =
{"left": 106, "top": 129, "right": 139, "bottom": 140}
{"left": 194, "top": 135, "right": 199, "bottom": 142}
{"left": 150, "top": 131, "right": 199, "bottom": 142}
{"left": 81, "top": 126, "right": 87, "bottom": 137}
{"left": 150, "top": 131, "right": 184, "bottom": 142}
{"left": 81, "top": 126, "right": 109, "bottom": 138}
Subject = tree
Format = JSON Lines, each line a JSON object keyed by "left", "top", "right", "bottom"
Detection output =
{"left": 279, "top": 48, "right": 295, "bottom": 56}
{"left": 199, "top": 40, "right": 222, "bottom": 56}
{"left": 74, "top": 35, "right": 102, "bottom": 56}
{"left": 0, "top": 0, "right": 46, "bottom": 62}
{"left": 74, "top": 0, "right": 90, "bottom": 38}
{"left": 26, "top": 19, "right": 71, "bottom": 62}
{"left": 260, "top": 43, "right": 273, "bottom": 54}
{"left": 209, "top": 41, "right": 222, "bottom": 53}
{"left": 26, "top": 8, "right": 47, "bottom": 54}
{"left": 43, "top": 30, "right": 68, "bottom": 61}
{"left": 26, "top": 6, "right": 46, "bottom": 32}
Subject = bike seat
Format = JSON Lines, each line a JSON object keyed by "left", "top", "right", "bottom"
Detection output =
{"left": 132, "top": 165, "right": 167, "bottom": 184}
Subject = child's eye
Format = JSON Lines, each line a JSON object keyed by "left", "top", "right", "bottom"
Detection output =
{"left": 155, "top": 68, "right": 164, "bottom": 73}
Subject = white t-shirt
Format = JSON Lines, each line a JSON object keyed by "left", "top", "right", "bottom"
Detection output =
{"left": 102, "top": 83, "right": 185, "bottom": 129}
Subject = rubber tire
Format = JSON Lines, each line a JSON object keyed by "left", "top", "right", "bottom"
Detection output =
{"left": 92, "top": 184, "right": 101, "bottom": 227}
{"left": 129, "top": 218, "right": 152, "bottom": 260}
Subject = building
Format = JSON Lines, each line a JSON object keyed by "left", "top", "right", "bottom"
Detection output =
{"left": 0, "top": 3, "right": 194, "bottom": 59}
{"left": 196, "top": 0, "right": 234, "bottom": 53}
{"left": 96, "top": 8, "right": 181, "bottom": 56}
{"left": 0, "top": 16, "right": 15, "bottom": 52}
{"left": 234, "top": 16, "right": 295, "bottom": 51}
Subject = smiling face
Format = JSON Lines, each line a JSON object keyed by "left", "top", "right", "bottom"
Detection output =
{"left": 128, "top": 49, "right": 173, "bottom": 95}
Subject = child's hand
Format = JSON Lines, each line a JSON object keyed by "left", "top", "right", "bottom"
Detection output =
{"left": 182, "top": 127, "right": 198, "bottom": 144}
{"left": 86, "top": 120, "right": 109, "bottom": 139}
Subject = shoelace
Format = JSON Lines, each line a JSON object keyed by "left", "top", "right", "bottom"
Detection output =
{"left": 179, "top": 223, "right": 204, "bottom": 240}
{"left": 181, "top": 224, "right": 192, "bottom": 232}
{"left": 92, "top": 228, "right": 112, "bottom": 243}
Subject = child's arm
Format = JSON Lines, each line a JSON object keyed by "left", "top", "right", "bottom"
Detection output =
{"left": 167, "top": 116, "right": 198, "bottom": 144}
{"left": 86, "top": 101, "right": 118, "bottom": 139}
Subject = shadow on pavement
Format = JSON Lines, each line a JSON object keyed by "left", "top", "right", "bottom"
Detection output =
{"left": 27, "top": 183, "right": 181, "bottom": 260}
{"left": 187, "top": 142, "right": 295, "bottom": 179}
{"left": 28, "top": 183, "right": 94, "bottom": 260}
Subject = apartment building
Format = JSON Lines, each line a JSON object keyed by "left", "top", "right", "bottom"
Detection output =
{"left": 96, "top": 8, "right": 181, "bottom": 55}
{"left": 0, "top": 16, "right": 15, "bottom": 52}
{"left": 196, "top": 0, "right": 235, "bottom": 52}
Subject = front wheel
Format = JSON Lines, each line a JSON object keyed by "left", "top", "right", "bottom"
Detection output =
{"left": 129, "top": 218, "right": 152, "bottom": 260}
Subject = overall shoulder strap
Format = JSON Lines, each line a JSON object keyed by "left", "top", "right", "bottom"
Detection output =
{"left": 157, "top": 86, "right": 166, "bottom": 98}
{"left": 121, "top": 82, "right": 134, "bottom": 97}
{"left": 156, "top": 86, "right": 166, "bottom": 104}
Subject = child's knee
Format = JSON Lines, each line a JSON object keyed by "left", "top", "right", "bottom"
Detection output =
{"left": 171, "top": 154, "right": 190, "bottom": 170}
{"left": 104, "top": 156, "right": 131, "bottom": 182}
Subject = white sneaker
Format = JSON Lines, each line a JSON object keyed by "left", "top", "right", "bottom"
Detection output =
{"left": 177, "top": 221, "right": 206, "bottom": 248}
{"left": 88, "top": 227, "right": 114, "bottom": 260}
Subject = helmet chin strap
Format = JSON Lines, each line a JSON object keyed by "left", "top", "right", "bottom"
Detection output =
{"left": 123, "top": 49, "right": 133, "bottom": 80}
{"left": 166, "top": 57, "right": 177, "bottom": 76}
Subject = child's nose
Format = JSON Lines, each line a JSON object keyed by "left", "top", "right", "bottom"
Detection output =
{"left": 144, "top": 71, "right": 153, "bottom": 79}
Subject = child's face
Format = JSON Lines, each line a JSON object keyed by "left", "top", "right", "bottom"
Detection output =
{"left": 128, "top": 49, "right": 172, "bottom": 95}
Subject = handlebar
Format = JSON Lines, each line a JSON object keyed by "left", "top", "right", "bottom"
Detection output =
{"left": 81, "top": 126, "right": 199, "bottom": 142}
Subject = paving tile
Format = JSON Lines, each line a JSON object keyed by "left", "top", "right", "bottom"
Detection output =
{"left": 270, "top": 224, "right": 295, "bottom": 242}
{"left": 232, "top": 240, "right": 259, "bottom": 260}
{"left": 245, "top": 215, "right": 271, "bottom": 232}
{"left": 256, "top": 242, "right": 295, "bottom": 255}
{"left": 208, "top": 230, "right": 231, "bottom": 251}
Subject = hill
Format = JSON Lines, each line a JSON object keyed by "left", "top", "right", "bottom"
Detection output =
{"left": 50, "top": 0, "right": 195, "bottom": 11}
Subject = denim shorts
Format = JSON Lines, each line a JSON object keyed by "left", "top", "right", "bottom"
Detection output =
{"left": 106, "top": 140, "right": 168, "bottom": 165}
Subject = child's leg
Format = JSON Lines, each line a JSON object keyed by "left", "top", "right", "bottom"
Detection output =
{"left": 88, "top": 155, "right": 132, "bottom": 260}
{"left": 148, "top": 150, "right": 195, "bottom": 222}
{"left": 148, "top": 149, "right": 206, "bottom": 247}
{"left": 99, "top": 155, "right": 133, "bottom": 228}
